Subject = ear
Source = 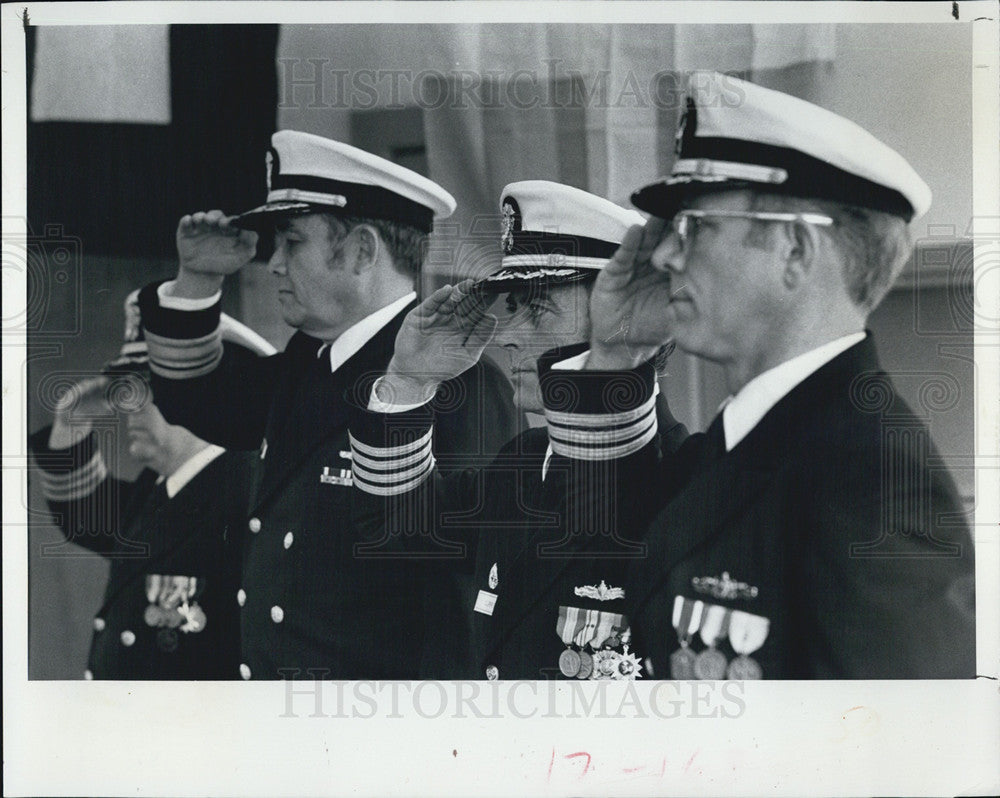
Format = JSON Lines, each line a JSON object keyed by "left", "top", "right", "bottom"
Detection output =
{"left": 352, "top": 225, "right": 381, "bottom": 274}
{"left": 781, "top": 218, "right": 820, "bottom": 291}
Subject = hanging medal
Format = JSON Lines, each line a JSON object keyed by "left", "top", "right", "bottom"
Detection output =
{"left": 571, "top": 610, "right": 600, "bottom": 679}
{"left": 556, "top": 606, "right": 585, "bottom": 677}
{"left": 693, "top": 604, "right": 731, "bottom": 679}
{"left": 726, "top": 609, "right": 770, "bottom": 679}
{"left": 616, "top": 644, "right": 643, "bottom": 680}
{"left": 144, "top": 575, "right": 164, "bottom": 627}
{"left": 669, "top": 596, "right": 704, "bottom": 679}
{"left": 177, "top": 576, "right": 207, "bottom": 634}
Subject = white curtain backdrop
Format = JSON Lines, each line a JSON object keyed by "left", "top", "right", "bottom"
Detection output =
{"left": 277, "top": 24, "right": 836, "bottom": 284}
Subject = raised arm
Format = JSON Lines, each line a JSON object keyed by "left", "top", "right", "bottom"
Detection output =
{"left": 30, "top": 377, "right": 140, "bottom": 556}
{"left": 138, "top": 212, "right": 274, "bottom": 450}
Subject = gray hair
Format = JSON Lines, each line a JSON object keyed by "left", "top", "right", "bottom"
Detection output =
{"left": 323, "top": 214, "right": 429, "bottom": 279}
{"left": 747, "top": 193, "right": 913, "bottom": 312}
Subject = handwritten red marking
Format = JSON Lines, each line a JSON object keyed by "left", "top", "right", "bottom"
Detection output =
{"left": 683, "top": 751, "right": 698, "bottom": 773}
{"left": 547, "top": 747, "right": 555, "bottom": 782}
{"left": 565, "top": 751, "right": 593, "bottom": 778}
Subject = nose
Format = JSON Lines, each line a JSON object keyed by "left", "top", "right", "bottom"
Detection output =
{"left": 650, "top": 230, "right": 685, "bottom": 274}
{"left": 493, "top": 324, "right": 519, "bottom": 350}
{"left": 268, "top": 244, "right": 286, "bottom": 276}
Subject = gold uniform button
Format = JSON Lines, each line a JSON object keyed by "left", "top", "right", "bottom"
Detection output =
{"left": 83, "top": 669, "right": 94, "bottom": 681}
{"left": 283, "top": 532, "right": 294, "bottom": 549}
{"left": 237, "top": 589, "right": 246, "bottom": 607}
{"left": 120, "top": 630, "right": 136, "bottom": 647}
{"left": 92, "top": 617, "right": 106, "bottom": 632}
{"left": 485, "top": 665, "right": 499, "bottom": 681}
{"left": 248, "top": 517, "right": 262, "bottom": 533}
{"left": 239, "top": 663, "right": 252, "bottom": 680}
{"left": 271, "top": 605, "right": 285, "bottom": 623}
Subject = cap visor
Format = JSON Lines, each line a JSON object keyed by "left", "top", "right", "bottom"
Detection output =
{"left": 471, "top": 266, "right": 594, "bottom": 295}
{"left": 232, "top": 201, "right": 317, "bottom": 231}
{"left": 631, "top": 177, "right": 753, "bottom": 219}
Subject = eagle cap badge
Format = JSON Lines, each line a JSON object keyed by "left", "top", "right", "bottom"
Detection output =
{"left": 265, "top": 146, "right": 281, "bottom": 193}
{"left": 500, "top": 198, "right": 520, "bottom": 254}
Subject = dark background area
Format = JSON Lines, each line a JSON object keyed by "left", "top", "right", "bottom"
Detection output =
{"left": 25, "top": 25, "right": 279, "bottom": 678}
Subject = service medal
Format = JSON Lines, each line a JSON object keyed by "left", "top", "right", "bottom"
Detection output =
{"left": 144, "top": 604, "right": 164, "bottom": 627}
{"left": 488, "top": 562, "right": 499, "bottom": 590}
{"left": 693, "top": 647, "right": 729, "bottom": 679}
{"left": 556, "top": 605, "right": 586, "bottom": 677}
{"left": 163, "top": 607, "right": 183, "bottom": 629}
{"left": 670, "top": 645, "right": 697, "bottom": 680}
{"left": 617, "top": 645, "right": 643, "bottom": 680}
{"left": 179, "top": 602, "right": 207, "bottom": 633}
{"left": 693, "top": 603, "right": 731, "bottom": 680}
{"left": 726, "top": 654, "right": 763, "bottom": 680}
{"left": 575, "top": 650, "right": 594, "bottom": 679}
{"left": 145, "top": 575, "right": 162, "bottom": 604}
{"left": 669, "top": 596, "right": 704, "bottom": 679}
{"left": 559, "top": 648, "right": 582, "bottom": 678}
{"left": 726, "top": 609, "right": 770, "bottom": 680}
{"left": 591, "top": 649, "right": 623, "bottom": 680}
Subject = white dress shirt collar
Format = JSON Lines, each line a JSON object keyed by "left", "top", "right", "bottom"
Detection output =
{"left": 319, "top": 292, "right": 416, "bottom": 374}
{"left": 720, "top": 332, "right": 866, "bottom": 451}
{"left": 160, "top": 444, "right": 226, "bottom": 499}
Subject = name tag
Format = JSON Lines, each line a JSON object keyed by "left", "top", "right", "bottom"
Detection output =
{"left": 320, "top": 467, "right": 353, "bottom": 486}
{"left": 474, "top": 590, "right": 497, "bottom": 616}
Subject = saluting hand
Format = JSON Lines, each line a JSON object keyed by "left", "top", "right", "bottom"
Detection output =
{"left": 49, "top": 376, "right": 112, "bottom": 449}
{"left": 173, "top": 210, "right": 258, "bottom": 299}
{"left": 379, "top": 281, "right": 498, "bottom": 406}
{"left": 586, "top": 219, "right": 675, "bottom": 370}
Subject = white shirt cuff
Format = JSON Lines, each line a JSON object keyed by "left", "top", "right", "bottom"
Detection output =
{"left": 158, "top": 280, "right": 222, "bottom": 311}
{"left": 367, "top": 376, "right": 432, "bottom": 414}
{"left": 551, "top": 350, "right": 590, "bottom": 370}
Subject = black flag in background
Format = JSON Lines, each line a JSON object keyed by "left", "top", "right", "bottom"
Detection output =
{"left": 28, "top": 24, "right": 279, "bottom": 258}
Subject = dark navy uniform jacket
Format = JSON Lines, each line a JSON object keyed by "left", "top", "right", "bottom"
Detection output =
{"left": 348, "top": 343, "right": 688, "bottom": 680}
{"left": 138, "top": 283, "right": 521, "bottom": 679}
{"left": 31, "top": 427, "right": 249, "bottom": 680}
{"left": 543, "top": 336, "right": 976, "bottom": 680}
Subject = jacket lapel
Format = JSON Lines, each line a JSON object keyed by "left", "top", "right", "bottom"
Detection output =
{"left": 252, "top": 301, "right": 416, "bottom": 510}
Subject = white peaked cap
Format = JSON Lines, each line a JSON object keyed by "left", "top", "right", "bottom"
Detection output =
{"left": 236, "top": 130, "right": 457, "bottom": 232}
{"left": 633, "top": 71, "right": 931, "bottom": 222}
{"left": 476, "top": 180, "right": 644, "bottom": 293}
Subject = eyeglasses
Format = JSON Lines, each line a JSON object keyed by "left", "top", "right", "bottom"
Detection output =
{"left": 670, "top": 209, "right": 834, "bottom": 249}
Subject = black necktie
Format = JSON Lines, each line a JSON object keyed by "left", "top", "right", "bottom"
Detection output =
{"left": 149, "top": 479, "right": 170, "bottom": 510}
{"left": 703, "top": 412, "right": 727, "bottom": 463}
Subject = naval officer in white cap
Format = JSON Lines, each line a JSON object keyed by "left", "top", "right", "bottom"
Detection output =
{"left": 347, "top": 181, "right": 688, "bottom": 679}
{"left": 537, "top": 72, "right": 975, "bottom": 679}
{"left": 136, "top": 130, "right": 521, "bottom": 680}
